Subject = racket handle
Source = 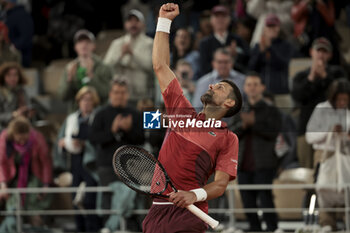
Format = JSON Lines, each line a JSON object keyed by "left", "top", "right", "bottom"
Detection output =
{"left": 186, "top": 204, "right": 219, "bottom": 229}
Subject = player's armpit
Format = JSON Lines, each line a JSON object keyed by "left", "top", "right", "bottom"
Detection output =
{"left": 203, "top": 171, "right": 230, "bottom": 201}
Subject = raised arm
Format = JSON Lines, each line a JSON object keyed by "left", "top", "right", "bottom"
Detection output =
{"left": 152, "top": 3, "right": 180, "bottom": 93}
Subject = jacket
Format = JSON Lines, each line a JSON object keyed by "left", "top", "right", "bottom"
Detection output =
{"left": 306, "top": 100, "right": 350, "bottom": 151}
{"left": 291, "top": 66, "right": 346, "bottom": 135}
{"left": 248, "top": 38, "right": 294, "bottom": 94}
{"left": 199, "top": 33, "right": 249, "bottom": 77}
{"left": 229, "top": 99, "right": 282, "bottom": 170}
{"left": 59, "top": 55, "right": 113, "bottom": 112}
{"left": 0, "top": 129, "right": 52, "bottom": 184}
{"left": 53, "top": 110, "right": 99, "bottom": 182}
{"left": 0, "top": 86, "right": 28, "bottom": 131}
{"left": 104, "top": 33, "right": 154, "bottom": 103}
{"left": 89, "top": 104, "right": 145, "bottom": 167}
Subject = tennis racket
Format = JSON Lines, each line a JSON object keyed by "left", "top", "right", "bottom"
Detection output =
{"left": 112, "top": 145, "right": 219, "bottom": 229}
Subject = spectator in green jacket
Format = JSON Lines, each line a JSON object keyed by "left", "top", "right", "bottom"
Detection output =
{"left": 59, "top": 29, "right": 113, "bottom": 112}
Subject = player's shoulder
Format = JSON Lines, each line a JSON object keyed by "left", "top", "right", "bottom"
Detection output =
{"left": 224, "top": 130, "right": 239, "bottom": 144}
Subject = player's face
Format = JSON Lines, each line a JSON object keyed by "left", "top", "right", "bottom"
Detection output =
{"left": 74, "top": 40, "right": 94, "bottom": 57}
{"left": 109, "top": 84, "right": 129, "bottom": 107}
{"left": 212, "top": 53, "right": 233, "bottom": 78}
{"left": 125, "top": 16, "right": 143, "bottom": 37}
{"left": 335, "top": 93, "right": 349, "bottom": 109}
{"left": 210, "top": 13, "right": 230, "bottom": 32}
{"left": 4, "top": 68, "right": 19, "bottom": 89}
{"left": 79, "top": 92, "right": 95, "bottom": 115}
{"left": 201, "top": 82, "right": 233, "bottom": 107}
{"left": 244, "top": 76, "right": 264, "bottom": 99}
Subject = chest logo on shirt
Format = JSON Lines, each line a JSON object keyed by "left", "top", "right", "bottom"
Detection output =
{"left": 208, "top": 131, "right": 216, "bottom": 137}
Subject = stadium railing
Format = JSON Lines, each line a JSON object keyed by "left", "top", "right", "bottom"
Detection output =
{"left": 0, "top": 183, "right": 349, "bottom": 232}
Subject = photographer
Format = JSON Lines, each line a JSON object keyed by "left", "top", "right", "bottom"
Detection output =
{"left": 174, "top": 59, "right": 196, "bottom": 104}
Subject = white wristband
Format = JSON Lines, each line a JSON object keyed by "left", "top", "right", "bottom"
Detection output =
{"left": 156, "top": 17, "right": 172, "bottom": 34}
{"left": 190, "top": 188, "right": 207, "bottom": 202}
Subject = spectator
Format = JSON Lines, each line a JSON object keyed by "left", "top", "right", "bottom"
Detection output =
{"left": 55, "top": 86, "right": 101, "bottom": 232}
{"left": 229, "top": 73, "right": 282, "bottom": 232}
{"left": 174, "top": 59, "right": 196, "bottom": 104}
{"left": 89, "top": 79, "right": 144, "bottom": 230}
{"left": 171, "top": 28, "right": 200, "bottom": 80}
{"left": 306, "top": 79, "right": 350, "bottom": 231}
{"left": 0, "top": 21, "right": 20, "bottom": 65}
{"left": 193, "top": 48, "right": 245, "bottom": 109}
{"left": 59, "top": 29, "right": 113, "bottom": 113}
{"left": 235, "top": 16, "right": 256, "bottom": 45}
{"left": 0, "top": 0, "right": 34, "bottom": 67}
{"left": 104, "top": 9, "right": 154, "bottom": 106}
{"left": 199, "top": 5, "right": 249, "bottom": 77}
{"left": 291, "top": 0, "right": 339, "bottom": 62}
{"left": 291, "top": 0, "right": 310, "bottom": 49}
{"left": 291, "top": 37, "right": 346, "bottom": 168}
{"left": 0, "top": 116, "right": 52, "bottom": 231}
{"left": 247, "top": 0, "right": 294, "bottom": 46}
{"left": 248, "top": 14, "right": 295, "bottom": 108}
{"left": 0, "top": 62, "right": 30, "bottom": 131}
{"left": 194, "top": 10, "right": 212, "bottom": 50}
{"left": 263, "top": 92, "right": 299, "bottom": 170}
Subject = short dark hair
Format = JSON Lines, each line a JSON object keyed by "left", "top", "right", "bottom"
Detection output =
{"left": 327, "top": 78, "right": 350, "bottom": 109}
{"left": 220, "top": 79, "right": 242, "bottom": 117}
{"left": 110, "top": 78, "right": 128, "bottom": 87}
{"left": 245, "top": 71, "right": 261, "bottom": 79}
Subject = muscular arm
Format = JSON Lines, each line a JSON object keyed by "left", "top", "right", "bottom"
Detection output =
{"left": 169, "top": 170, "right": 230, "bottom": 208}
{"left": 203, "top": 171, "right": 230, "bottom": 200}
{"left": 152, "top": 3, "right": 179, "bottom": 93}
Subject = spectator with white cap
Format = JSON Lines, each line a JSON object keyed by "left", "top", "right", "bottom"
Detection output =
{"left": 104, "top": 9, "right": 154, "bottom": 106}
{"left": 59, "top": 29, "right": 113, "bottom": 113}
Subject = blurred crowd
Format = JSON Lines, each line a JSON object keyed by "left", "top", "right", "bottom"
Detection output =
{"left": 0, "top": 0, "right": 350, "bottom": 232}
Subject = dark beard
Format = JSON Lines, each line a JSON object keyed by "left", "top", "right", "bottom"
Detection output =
{"left": 200, "top": 90, "right": 214, "bottom": 105}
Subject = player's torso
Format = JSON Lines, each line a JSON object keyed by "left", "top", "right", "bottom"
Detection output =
{"left": 158, "top": 127, "right": 227, "bottom": 192}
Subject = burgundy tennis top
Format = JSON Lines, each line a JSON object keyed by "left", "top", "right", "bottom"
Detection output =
{"left": 158, "top": 78, "right": 239, "bottom": 213}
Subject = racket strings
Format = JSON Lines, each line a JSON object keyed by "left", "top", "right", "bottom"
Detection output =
{"left": 114, "top": 147, "right": 167, "bottom": 194}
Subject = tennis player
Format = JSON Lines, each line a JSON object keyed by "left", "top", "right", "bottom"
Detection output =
{"left": 143, "top": 3, "right": 242, "bottom": 232}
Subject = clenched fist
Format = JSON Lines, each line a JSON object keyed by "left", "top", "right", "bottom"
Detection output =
{"left": 159, "top": 3, "right": 180, "bottom": 21}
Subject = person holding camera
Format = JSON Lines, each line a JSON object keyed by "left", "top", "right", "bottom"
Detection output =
{"left": 0, "top": 62, "right": 32, "bottom": 131}
{"left": 174, "top": 59, "right": 196, "bottom": 104}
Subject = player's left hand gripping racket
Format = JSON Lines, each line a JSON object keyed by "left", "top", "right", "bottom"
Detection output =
{"left": 112, "top": 145, "right": 219, "bottom": 229}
